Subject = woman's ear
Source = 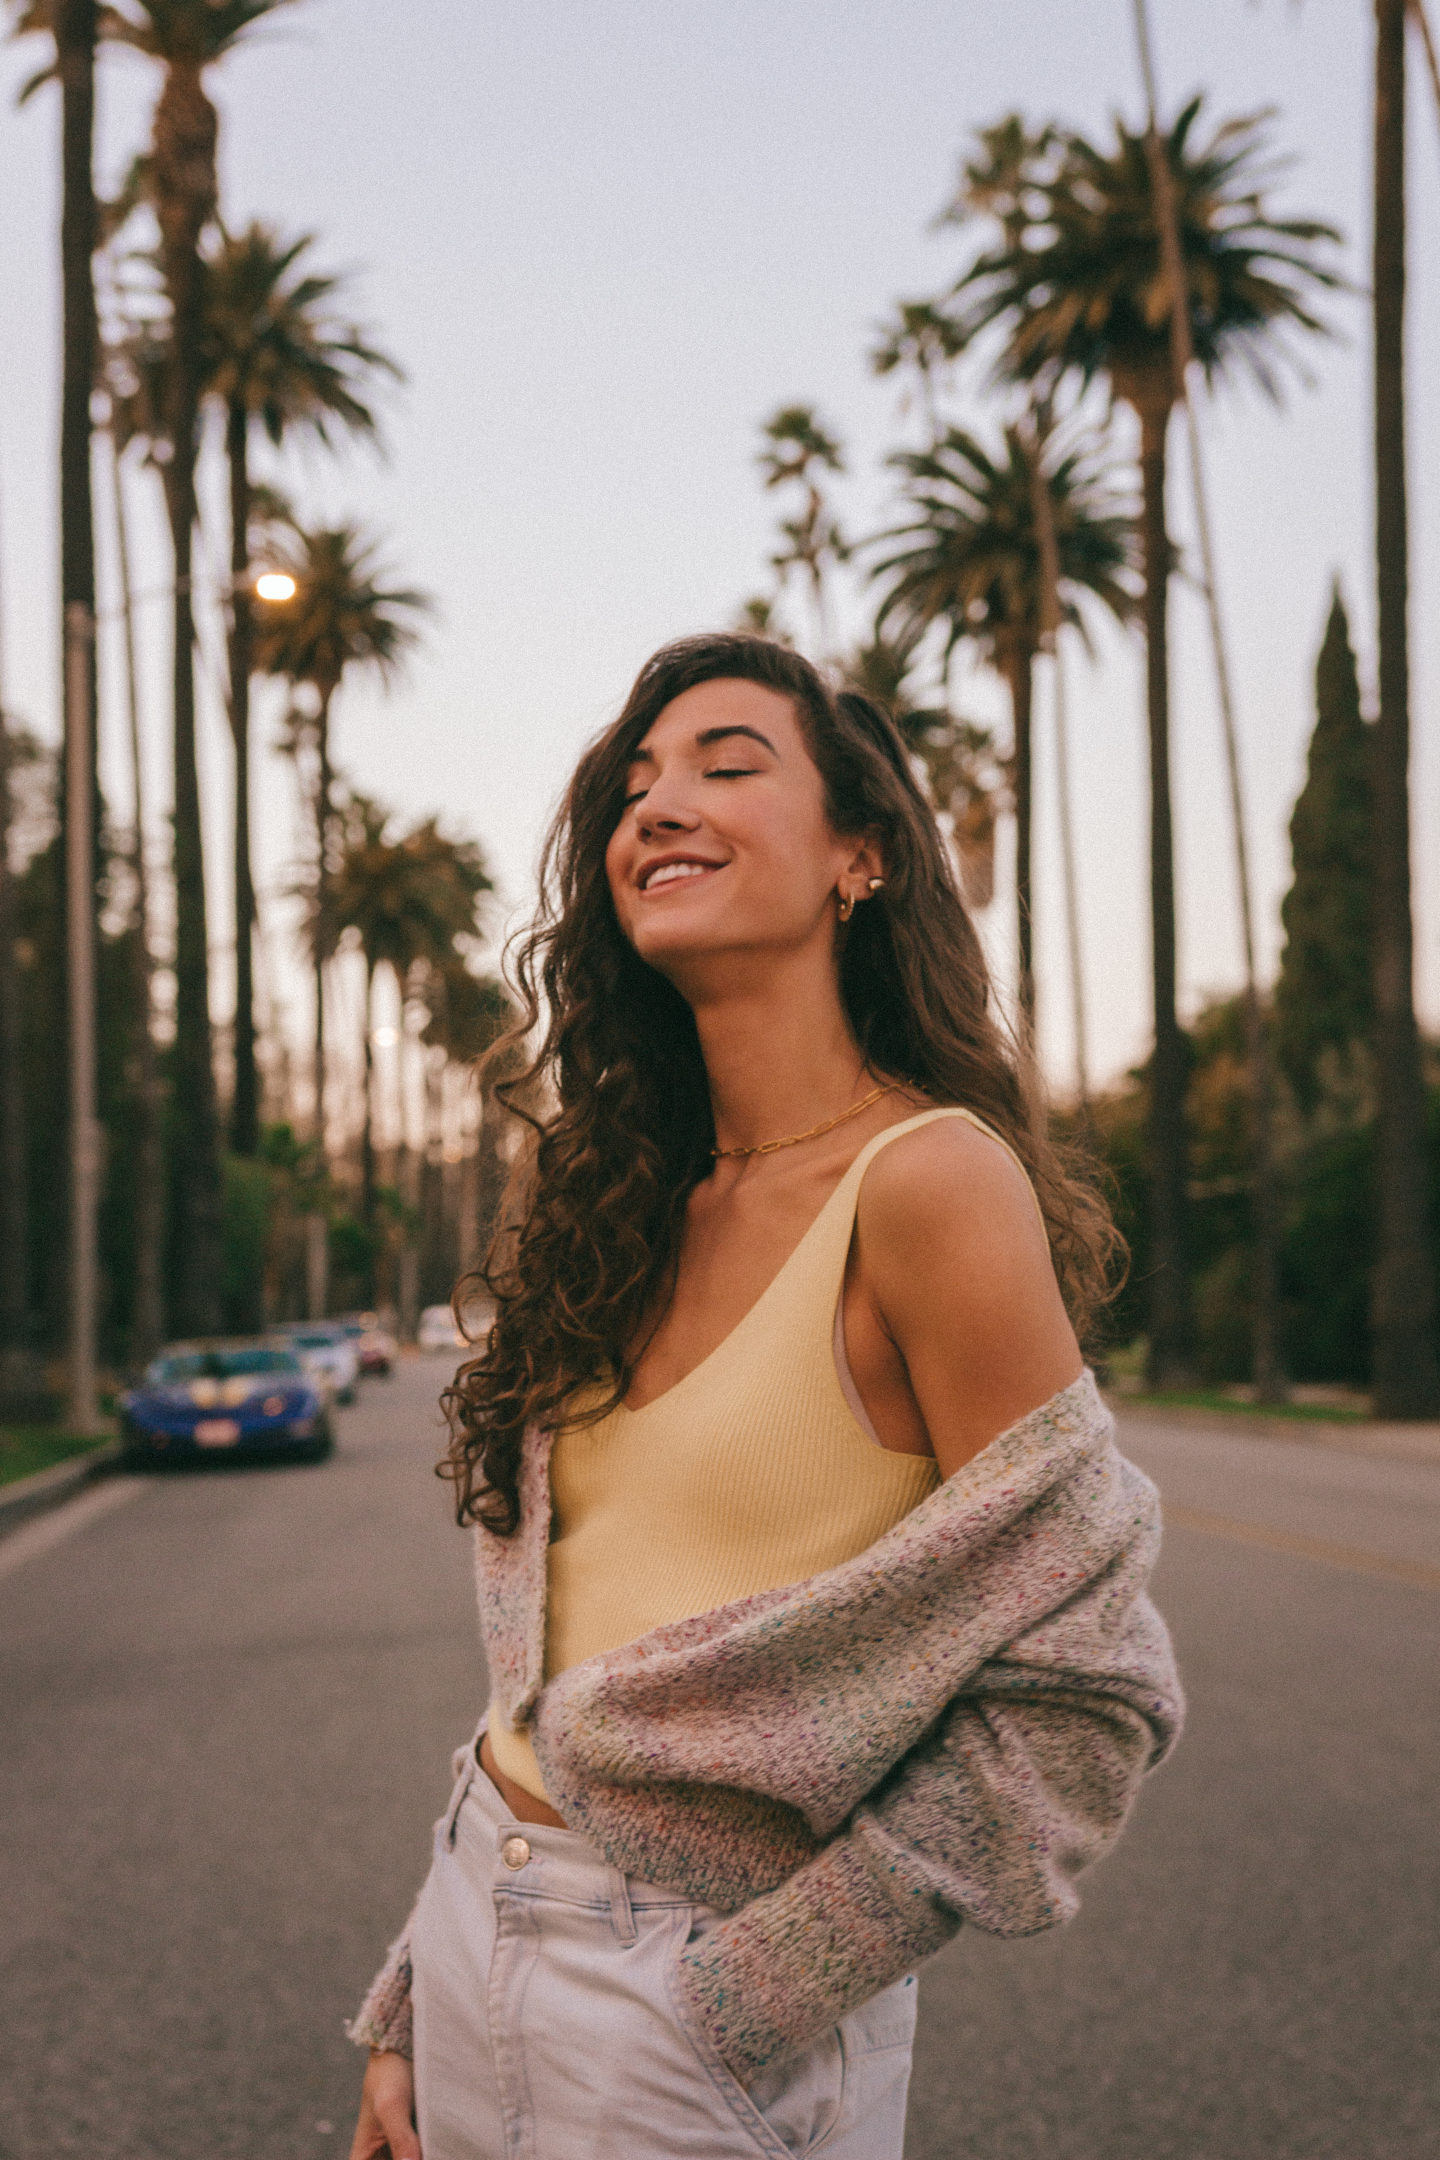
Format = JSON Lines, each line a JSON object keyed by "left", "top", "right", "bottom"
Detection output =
{"left": 844, "top": 832, "right": 886, "bottom": 886}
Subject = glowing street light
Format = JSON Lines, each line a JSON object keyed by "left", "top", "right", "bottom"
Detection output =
{"left": 253, "top": 570, "right": 298, "bottom": 604}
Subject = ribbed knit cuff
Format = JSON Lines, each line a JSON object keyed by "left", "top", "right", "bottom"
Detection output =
{"left": 345, "top": 1941, "right": 414, "bottom": 2060}
{"left": 673, "top": 1828, "right": 957, "bottom": 2085}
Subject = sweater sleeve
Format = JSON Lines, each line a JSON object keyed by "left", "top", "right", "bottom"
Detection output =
{"left": 345, "top": 1907, "right": 418, "bottom": 2059}
{"left": 674, "top": 1660, "right": 1169, "bottom": 2084}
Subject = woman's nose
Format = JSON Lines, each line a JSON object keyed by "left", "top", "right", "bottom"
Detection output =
{"left": 636, "top": 795, "right": 700, "bottom": 839}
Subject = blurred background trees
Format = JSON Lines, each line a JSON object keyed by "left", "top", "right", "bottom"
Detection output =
{"left": 739, "top": 43, "right": 1439, "bottom": 1405}
{"left": 2, "top": 0, "right": 1438, "bottom": 1417}
{"left": 1, "top": 0, "right": 510, "bottom": 1400}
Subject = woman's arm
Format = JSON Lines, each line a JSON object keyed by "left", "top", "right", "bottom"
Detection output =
{"left": 675, "top": 1589, "right": 1176, "bottom": 2084}
{"left": 850, "top": 1116, "right": 1083, "bottom": 1474}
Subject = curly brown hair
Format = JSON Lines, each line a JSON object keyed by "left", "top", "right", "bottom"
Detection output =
{"left": 440, "top": 633, "right": 1119, "bottom": 1533}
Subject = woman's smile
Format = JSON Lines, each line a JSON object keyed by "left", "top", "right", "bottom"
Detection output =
{"left": 637, "top": 853, "right": 728, "bottom": 894}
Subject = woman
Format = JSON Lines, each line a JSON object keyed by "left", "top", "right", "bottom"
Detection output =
{"left": 348, "top": 635, "right": 1181, "bottom": 2160}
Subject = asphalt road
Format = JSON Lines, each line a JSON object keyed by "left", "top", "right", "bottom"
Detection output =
{"left": 1, "top": 1366, "right": 1436, "bottom": 2160}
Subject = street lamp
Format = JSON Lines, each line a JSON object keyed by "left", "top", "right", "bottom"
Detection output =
{"left": 253, "top": 570, "right": 297, "bottom": 605}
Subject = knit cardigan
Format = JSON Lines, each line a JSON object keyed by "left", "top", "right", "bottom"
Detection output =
{"left": 351, "top": 1370, "right": 1182, "bottom": 2081}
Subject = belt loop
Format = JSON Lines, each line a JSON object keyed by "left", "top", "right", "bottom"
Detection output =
{"left": 608, "top": 1865, "right": 637, "bottom": 1944}
{"left": 444, "top": 1750, "right": 477, "bottom": 1850}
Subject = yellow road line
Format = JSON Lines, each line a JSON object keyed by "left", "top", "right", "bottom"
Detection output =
{"left": 1164, "top": 1504, "right": 1440, "bottom": 1593}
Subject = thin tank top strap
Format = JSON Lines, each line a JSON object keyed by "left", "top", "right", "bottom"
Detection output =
{"left": 795, "top": 1104, "right": 1046, "bottom": 1309}
{"left": 844, "top": 1105, "right": 1041, "bottom": 1214}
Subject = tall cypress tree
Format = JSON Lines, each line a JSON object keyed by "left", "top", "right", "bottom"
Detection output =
{"left": 1275, "top": 588, "right": 1373, "bottom": 1114}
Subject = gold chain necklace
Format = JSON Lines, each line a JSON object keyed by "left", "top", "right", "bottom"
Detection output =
{"left": 711, "top": 1082, "right": 900, "bottom": 1161}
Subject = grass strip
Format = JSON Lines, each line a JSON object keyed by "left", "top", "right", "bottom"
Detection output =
{"left": 0, "top": 1429, "right": 112, "bottom": 1489}
{"left": 1116, "top": 1389, "right": 1366, "bottom": 1424}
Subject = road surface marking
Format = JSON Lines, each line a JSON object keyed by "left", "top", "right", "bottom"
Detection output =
{"left": 1165, "top": 1503, "right": 1440, "bottom": 1592}
{"left": 0, "top": 1477, "right": 147, "bottom": 1585}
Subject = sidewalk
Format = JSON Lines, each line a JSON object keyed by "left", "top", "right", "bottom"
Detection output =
{"left": 0, "top": 1442, "right": 121, "bottom": 1538}
{"left": 1109, "top": 1393, "right": 1440, "bottom": 1467}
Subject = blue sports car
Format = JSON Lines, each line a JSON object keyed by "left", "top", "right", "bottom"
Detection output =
{"left": 118, "top": 1343, "right": 333, "bottom": 1466}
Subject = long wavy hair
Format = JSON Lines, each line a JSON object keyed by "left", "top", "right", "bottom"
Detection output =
{"left": 440, "top": 633, "right": 1118, "bottom": 1533}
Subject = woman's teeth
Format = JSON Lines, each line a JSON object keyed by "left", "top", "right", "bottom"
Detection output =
{"left": 645, "top": 862, "right": 715, "bottom": 890}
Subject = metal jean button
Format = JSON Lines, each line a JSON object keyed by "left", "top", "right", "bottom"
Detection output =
{"left": 500, "top": 1834, "right": 531, "bottom": 1871}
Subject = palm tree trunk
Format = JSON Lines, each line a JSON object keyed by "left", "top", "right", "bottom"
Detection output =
{"left": 1131, "top": 11, "right": 1285, "bottom": 1398}
{"left": 155, "top": 59, "right": 222, "bottom": 1337}
{"left": 226, "top": 396, "right": 260, "bottom": 1155}
{"left": 1370, "top": 0, "right": 1440, "bottom": 1415}
{"left": 1134, "top": 389, "right": 1194, "bottom": 1387}
{"left": 1003, "top": 641, "right": 1037, "bottom": 1034}
{"left": 398, "top": 967, "right": 421, "bottom": 1342}
{"left": 1051, "top": 637, "right": 1091, "bottom": 1118}
{"left": 57, "top": 0, "right": 100, "bottom": 1388}
{"left": 0, "top": 679, "right": 33, "bottom": 1390}
{"left": 110, "top": 434, "right": 165, "bottom": 1362}
{"left": 1025, "top": 421, "right": 1091, "bottom": 1114}
{"left": 422, "top": 1041, "right": 445, "bottom": 1305}
{"left": 58, "top": 0, "right": 98, "bottom": 866}
{"left": 312, "top": 688, "right": 335, "bottom": 1153}
{"left": 361, "top": 954, "right": 377, "bottom": 1238}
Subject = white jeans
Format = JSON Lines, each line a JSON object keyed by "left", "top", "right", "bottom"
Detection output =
{"left": 410, "top": 1736, "right": 918, "bottom": 2160}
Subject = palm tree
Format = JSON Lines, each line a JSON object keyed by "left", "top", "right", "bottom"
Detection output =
{"left": 12, "top": 0, "right": 102, "bottom": 767}
{"left": 871, "top": 419, "right": 1137, "bottom": 1027}
{"left": 14, "top": 0, "right": 103, "bottom": 1416}
{"left": 104, "top": 416, "right": 167, "bottom": 1358}
{"left": 1369, "top": 0, "right": 1440, "bottom": 1413}
{"left": 329, "top": 798, "right": 492, "bottom": 1240}
{"left": 948, "top": 97, "right": 1341, "bottom": 1383}
{"left": 99, "top": 0, "right": 299, "bottom": 1334}
{"left": 869, "top": 301, "right": 965, "bottom": 442}
{"left": 200, "top": 223, "right": 400, "bottom": 1156}
{"left": 250, "top": 521, "right": 428, "bottom": 1156}
{"left": 757, "top": 406, "right": 849, "bottom": 655}
{"left": 417, "top": 954, "right": 513, "bottom": 1304}
{"left": 11, "top": 3, "right": 102, "bottom": 849}
{"left": 0, "top": 525, "right": 34, "bottom": 1403}
{"left": 841, "top": 627, "right": 1006, "bottom": 914}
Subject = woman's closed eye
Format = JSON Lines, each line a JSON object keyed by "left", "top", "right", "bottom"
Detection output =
{"left": 621, "top": 764, "right": 758, "bottom": 809}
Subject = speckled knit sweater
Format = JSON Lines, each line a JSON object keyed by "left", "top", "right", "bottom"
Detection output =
{"left": 351, "top": 1370, "right": 1182, "bottom": 2082}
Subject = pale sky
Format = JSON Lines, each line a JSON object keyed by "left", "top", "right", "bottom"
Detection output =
{"left": 1, "top": 0, "right": 1436, "bottom": 1099}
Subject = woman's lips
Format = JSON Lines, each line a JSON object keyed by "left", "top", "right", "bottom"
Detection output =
{"left": 638, "top": 860, "right": 726, "bottom": 894}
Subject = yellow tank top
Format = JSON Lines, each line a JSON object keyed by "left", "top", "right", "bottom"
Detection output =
{"left": 487, "top": 1107, "right": 1020, "bottom": 1801}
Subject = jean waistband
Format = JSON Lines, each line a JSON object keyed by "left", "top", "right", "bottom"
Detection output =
{"left": 446, "top": 1723, "right": 704, "bottom": 1921}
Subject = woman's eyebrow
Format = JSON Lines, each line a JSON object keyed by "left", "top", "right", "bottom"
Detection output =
{"left": 625, "top": 723, "right": 779, "bottom": 771}
{"left": 693, "top": 725, "right": 779, "bottom": 755}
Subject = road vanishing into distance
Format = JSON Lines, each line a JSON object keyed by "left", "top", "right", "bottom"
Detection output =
{"left": 2, "top": 1361, "right": 1436, "bottom": 2160}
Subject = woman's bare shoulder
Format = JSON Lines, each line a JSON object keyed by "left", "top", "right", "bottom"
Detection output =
{"left": 855, "top": 1111, "right": 1082, "bottom": 1473}
{"left": 858, "top": 1109, "right": 1046, "bottom": 1259}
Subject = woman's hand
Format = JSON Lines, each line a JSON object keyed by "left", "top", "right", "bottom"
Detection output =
{"left": 348, "top": 2049, "right": 420, "bottom": 2160}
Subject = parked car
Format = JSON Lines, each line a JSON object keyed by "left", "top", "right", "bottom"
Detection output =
{"left": 118, "top": 1344, "right": 331, "bottom": 1466}
{"left": 339, "top": 1313, "right": 397, "bottom": 1376}
{"left": 269, "top": 1322, "right": 361, "bottom": 1405}
{"left": 418, "top": 1303, "right": 465, "bottom": 1352}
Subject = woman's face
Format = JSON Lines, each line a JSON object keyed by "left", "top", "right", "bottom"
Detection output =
{"left": 604, "top": 677, "right": 877, "bottom": 990}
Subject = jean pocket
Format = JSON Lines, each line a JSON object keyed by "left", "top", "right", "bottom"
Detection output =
{"left": 842, "top": 1971, "right": 919, "bottom": 2058}
{"left": 667, "top": 1928, "right": 846, "bottom": 2158}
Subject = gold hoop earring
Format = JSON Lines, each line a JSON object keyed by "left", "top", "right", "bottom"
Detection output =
{"left": 837, "top": 888, "right": 855, "bottom": 923}
{"left": 867, "top": 878, "right": 885, "bottom": 894}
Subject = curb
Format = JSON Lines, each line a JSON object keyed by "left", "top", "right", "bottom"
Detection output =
{"left": 1109, "top": 1396, "right": 1440, "bottom": 1467}
{"left": 0, "top": 1443, "right": 124, "bottom": 1539}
